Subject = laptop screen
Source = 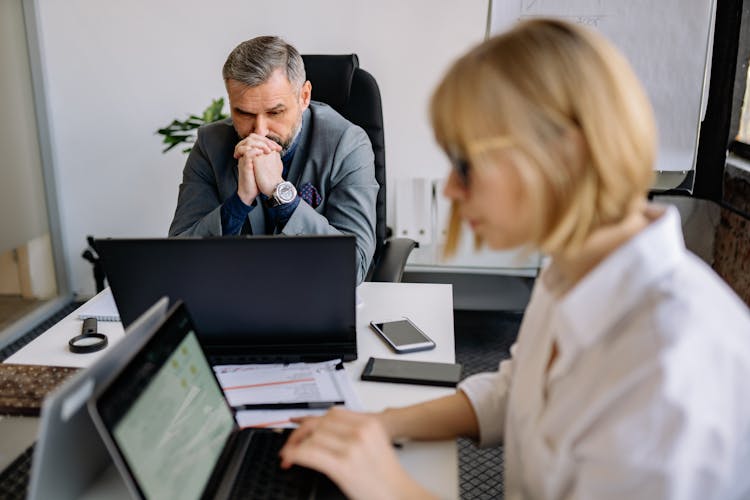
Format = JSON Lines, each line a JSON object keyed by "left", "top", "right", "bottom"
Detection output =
{"left": 94, "top": 305, "right": 235, "bottom": 500}
{"left": 28, "top": 297, "right": 169, "bottom": 500}
{"left": 94, "top": 236, "right": 357, "bottom": 361}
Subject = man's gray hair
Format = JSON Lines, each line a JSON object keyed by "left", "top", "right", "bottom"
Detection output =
{"left": 222, "top": 36, "right": 306, "bottom": 91}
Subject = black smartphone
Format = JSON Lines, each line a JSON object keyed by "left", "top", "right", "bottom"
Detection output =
{"left": 369, "top": 318, "right": 436, "bottom": 353}
{"left": 360, "top": 357, "right": 462, "bottom": 387}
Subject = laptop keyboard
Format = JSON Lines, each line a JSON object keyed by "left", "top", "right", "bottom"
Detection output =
{"left": 229, "top": 430, "right": 323, "bottom": 500}
{"left": 0, "top": 443, "right": 34, "bottom": 500}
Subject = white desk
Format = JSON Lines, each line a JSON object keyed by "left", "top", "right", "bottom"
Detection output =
{"left": 4, "top": 282, "right": 458, "bottom": 498}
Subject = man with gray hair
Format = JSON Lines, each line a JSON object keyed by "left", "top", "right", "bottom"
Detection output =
{"left": 169, "top": 36, "right": 378, "bottom": 283}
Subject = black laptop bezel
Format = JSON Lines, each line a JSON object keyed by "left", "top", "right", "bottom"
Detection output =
{"left": 94, "top": 235, "right": 358, "bottom": 362}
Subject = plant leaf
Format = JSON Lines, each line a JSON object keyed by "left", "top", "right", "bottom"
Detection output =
{"left": 156, "top": 97, "right": 228, "bottom": 155}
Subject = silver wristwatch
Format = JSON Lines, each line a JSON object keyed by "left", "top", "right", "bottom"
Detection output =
{"left": 267, "top": 181, "right": 297, "bottom": 207}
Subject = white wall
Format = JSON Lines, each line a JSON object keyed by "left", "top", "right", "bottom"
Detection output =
{"left": 19, "top": 233, "right": 58, "bottom": 299}
{"left": 33, "top": 0, "right": 487, "bottom": 297}
{"left": 0, "top": 0, "right": 49, "bottom": 253}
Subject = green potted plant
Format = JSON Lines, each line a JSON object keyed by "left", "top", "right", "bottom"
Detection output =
{"left": 156, "top": 98, "right": 228, "bottom": 154}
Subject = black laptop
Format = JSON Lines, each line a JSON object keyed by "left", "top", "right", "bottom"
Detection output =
{"left": 94, "top": 236, "right": 357, "bottom": 362}
{"left": 88, "top": 301, "right": 344, "bottom": 500}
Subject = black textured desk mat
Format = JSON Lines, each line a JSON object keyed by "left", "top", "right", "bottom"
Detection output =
{"left": 0, "top": 443, "right": 34, "bottom": 500}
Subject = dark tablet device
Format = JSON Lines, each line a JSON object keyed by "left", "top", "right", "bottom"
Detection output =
{"left": 360, "top": 357, "right": 462, "bottom": 387}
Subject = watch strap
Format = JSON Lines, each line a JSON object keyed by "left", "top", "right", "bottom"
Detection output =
{"left": 267, "top": 181, "right": 296, "bottom": 207}
{"left": 267, "top": 194, "right": 282, "bottom": 208}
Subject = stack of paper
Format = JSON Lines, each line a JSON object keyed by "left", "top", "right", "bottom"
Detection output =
{"left": 213, "top": 360, "right": 361, "bottom": 429}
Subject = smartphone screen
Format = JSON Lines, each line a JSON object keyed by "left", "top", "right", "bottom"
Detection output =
{"left": 370, "top": 319, "right": 435, "bottom": 353}
{"left": 361, "top": 357, "right": 462, "bottom": 387}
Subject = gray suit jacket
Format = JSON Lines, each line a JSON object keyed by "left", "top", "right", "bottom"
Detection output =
{"left": 168, "top": 102, "right": 378, "bottom": 283}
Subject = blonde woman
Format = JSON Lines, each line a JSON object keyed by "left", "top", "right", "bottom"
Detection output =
{"left": 280, "top": 19, "right": 750, "bottom": 499}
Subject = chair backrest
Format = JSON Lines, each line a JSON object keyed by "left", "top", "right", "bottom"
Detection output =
{"left": 301, "top": 54, "right": 387, "bottom": 277}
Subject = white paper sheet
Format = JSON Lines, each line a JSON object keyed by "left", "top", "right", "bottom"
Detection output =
{"left": 234, "top": 409, "right": 329, "bottom": 429}
{"left": 490, "top": 0, "right": 716, "bottom": 173}
{"left": 214, "top": 360, "right": 362, "bottom": 428}
{"left": 75, "top": 288, "right": 120, "bottom": 322}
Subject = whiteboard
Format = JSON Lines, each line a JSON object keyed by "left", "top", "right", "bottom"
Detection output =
{"left": 491, "top": 0, "right": 716, "bottom": 173}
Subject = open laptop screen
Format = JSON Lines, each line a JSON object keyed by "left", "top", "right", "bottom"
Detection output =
{"left": 28, "top": 297, "right": 169, "bottom": 500}
{"left": 95, "top": 236, "right": 357, "bottom": 361}
{"left": 94, "top": 306, "right": 235, "bottom": 500}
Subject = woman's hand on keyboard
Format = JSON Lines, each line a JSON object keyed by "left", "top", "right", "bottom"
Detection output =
{"left": 279, "top": 408, "right": 434, "bottom": 500}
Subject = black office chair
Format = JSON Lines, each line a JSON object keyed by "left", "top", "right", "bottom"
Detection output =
{"left": 301, "top": 54, "right": 418, "bottom": 282}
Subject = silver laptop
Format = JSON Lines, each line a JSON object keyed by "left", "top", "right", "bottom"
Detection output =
{"left": 88, "top": 301, "right": 343, "bottom": 500}
{"left": 27, "top": 297, "right": 169, "bottom": 500}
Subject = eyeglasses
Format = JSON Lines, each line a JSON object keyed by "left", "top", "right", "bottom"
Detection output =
{"left": 449, "top": 155, "right": 471, "bottom": 186}
{"left": 448, "top": 136, "right": 515, "bottom": 187}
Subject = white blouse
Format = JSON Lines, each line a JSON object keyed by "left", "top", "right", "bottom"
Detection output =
{"left": 459, "top": 205, "right": 750, "bottom": 500}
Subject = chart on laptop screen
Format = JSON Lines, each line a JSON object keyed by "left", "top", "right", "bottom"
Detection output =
{"left": 113, "top": 331, "right": 234, "bottom": 500}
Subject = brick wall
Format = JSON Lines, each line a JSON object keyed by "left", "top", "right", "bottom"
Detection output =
{"left": 713, "top": 162, "right": 750, "bottom": 306}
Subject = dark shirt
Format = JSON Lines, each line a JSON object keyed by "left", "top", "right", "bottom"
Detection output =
{"left": 220, "top": 136, "right": 300, "bottom": 235}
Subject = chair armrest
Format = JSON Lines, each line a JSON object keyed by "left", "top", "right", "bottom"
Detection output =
{"left": 369, "top": 238, "right": 419, "bottom": 282}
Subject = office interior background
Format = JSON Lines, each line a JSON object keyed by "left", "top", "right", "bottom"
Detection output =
{"left": 1, "top": 0, "right": 749, "bottom": 497}
{"left": 1, "top": 0, "right": 749, "bottom": 358}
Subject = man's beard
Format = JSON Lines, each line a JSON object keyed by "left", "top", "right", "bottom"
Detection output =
{"left": 268, "top": 114, "right": 303, "bottom": 157}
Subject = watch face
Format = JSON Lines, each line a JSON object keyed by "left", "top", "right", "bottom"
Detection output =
{"left": 277, "top": 182, "right": 296, "bottom": 203}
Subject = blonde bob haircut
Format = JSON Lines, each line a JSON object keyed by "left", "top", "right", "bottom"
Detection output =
{"left": 431, "top": 19, "right": 656, "bottom": 257}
